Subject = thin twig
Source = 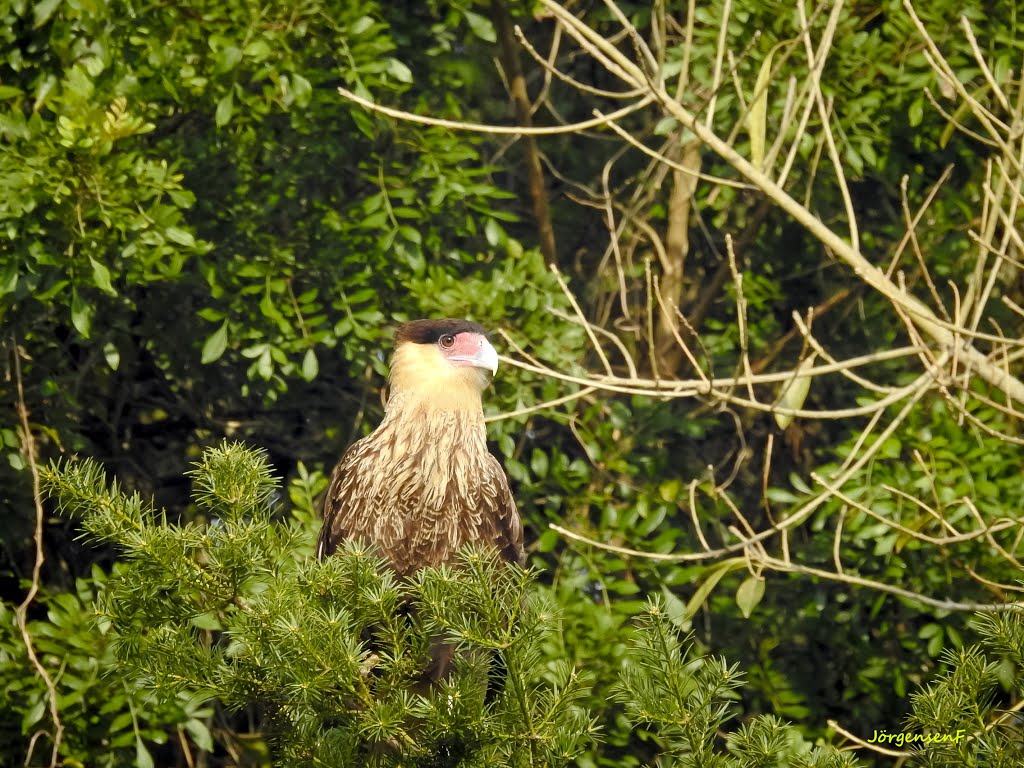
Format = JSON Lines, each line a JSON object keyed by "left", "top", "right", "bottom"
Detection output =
{"left": 827, "top": 719, "right": 911, "bottom": 758}
{"left": 337, "top": 86, "right": 655, "bottom": 135}
{"left": 12, "top": 338, "right": 64, "bottom": 768}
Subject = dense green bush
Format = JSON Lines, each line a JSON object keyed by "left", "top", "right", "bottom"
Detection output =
{"left": 30, "top": 442, "right": 868, "bottom": 766}
{"left": 3, "top": 0, "right": 1024, "bottom": 765}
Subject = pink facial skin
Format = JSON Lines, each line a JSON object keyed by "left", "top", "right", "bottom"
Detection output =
{"left": 440, "top": 332, "right": 500, "bottom": 374}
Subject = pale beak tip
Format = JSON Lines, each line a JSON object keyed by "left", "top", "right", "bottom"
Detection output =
{"left": 482, "top": 341, "right": 500, "bottom": 376}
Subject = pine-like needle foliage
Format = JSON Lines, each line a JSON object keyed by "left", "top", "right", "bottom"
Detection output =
{"left": 905, "top": 606, "right": 1024, "bottom": 768}
{"left": 39, "top": 443, "right": 878, "bottom": 766}
{"left": 40, "top": 442, "right": 596, "bottom": 766}
{"left": 613, "top": 603, "right": 862, "bottom": 768}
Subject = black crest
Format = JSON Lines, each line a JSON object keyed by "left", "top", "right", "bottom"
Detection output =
{"left": 394, "top": 319, "right": 488, "bottom": 346}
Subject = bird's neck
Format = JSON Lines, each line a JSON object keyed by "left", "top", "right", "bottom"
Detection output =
{"left": 377, "top": 388, "right": 488, "bottom": 464}
{"left": 384, "top": 385, "right": 486, "bottom": 423}
{"left": 387, "top": 359, "right": 488, "bottom": 414}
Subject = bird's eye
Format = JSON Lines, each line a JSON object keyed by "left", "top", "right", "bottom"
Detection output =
{"left": 439, "top": 334, "right": 456, "bottom": 349}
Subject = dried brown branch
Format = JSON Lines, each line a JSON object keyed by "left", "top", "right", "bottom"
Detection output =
{"left": 12, "top": 338, "right": 64, "bottom": 768}
{"left": 536, "top": 0, "right": 1024, "bottom": 403}
{"left": 338, "top": 0, "right": 1024, "bottom": 609}
{"left": 653, "top": 139, "right": 702, "bottom": 375}
{"left": 492, "top": 0, "right": 557, "bottom": 263}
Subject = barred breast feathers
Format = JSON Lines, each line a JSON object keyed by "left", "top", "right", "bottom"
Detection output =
{"left": 316, "top": 320, "right": 524, "bottom": 573}
{"left": 316, "top": 384, "right": 523, "bottom": 574}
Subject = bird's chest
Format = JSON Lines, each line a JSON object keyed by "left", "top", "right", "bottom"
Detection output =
{"left": 346, "top": 413, "right": 491, "bottom": 557}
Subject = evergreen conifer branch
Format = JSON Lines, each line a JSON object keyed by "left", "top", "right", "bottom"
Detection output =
{"left": 40, "top": 443, "right": 603, "bottom": 764}
{"left": 904, "top": 603, "right": 1024, "bottom": 766}
{"left": 47, "top": 443, "right": 987, "bottom": 765}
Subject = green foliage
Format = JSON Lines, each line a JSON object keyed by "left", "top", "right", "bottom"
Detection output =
{"left": 3, "top": 0, "right": 1024, "bottom": 766}
{"left": 0, "top": 568, "right": 212, "bottom": 767}
{"left": 33, "top": 442, "right": 873, "bottom": 767}
{"left": 905, "top": 608, "right": 1024, "bottom": 767}
{"left": 40, "top": 443, "right": 599, "bottom": 765}
{"left": 0, "top": 0, "right": 544, "bottom": 503}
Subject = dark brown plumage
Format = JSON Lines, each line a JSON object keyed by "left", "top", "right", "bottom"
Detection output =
{"left": 316, "top": 318, "right": 525, "bottom": 576}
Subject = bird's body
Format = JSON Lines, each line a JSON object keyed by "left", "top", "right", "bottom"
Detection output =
{"left": 316, "top": 319, "right": 524, "bottom": 576}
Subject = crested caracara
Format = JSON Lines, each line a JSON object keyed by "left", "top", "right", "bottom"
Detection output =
{"left": 315, "top": 319, "right": 525, "bottom": 575}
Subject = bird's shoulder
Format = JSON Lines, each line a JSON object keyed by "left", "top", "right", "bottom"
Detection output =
{"left": 316, "top": 430, "right": 383, "bottom": 559}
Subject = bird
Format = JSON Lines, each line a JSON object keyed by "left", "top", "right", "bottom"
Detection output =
{"left": 316, "top": 317, "right": 525, "bottom": 577}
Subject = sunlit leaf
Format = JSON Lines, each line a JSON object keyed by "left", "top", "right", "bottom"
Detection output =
{"left": 463, "top": 9, "right": 496, "bottom": 42}
{"left": 104, "top": 342, "right": 120, "bottom": 370}
{"left": 774, "top": 354, "right": 816, "bottom": 430}
{"left": 686, "top": 558, "right": 746, "bottom": 618}
{"left": 71, "top": 288, "right": 94, "bottom": 338}
{"left": 201, "top": 321, "right": 229, "bottom": 363}
{"left": 736, "top": 576, "right": 765, "bottom": 618}
{"left": 301, "top": 348, "right": 319, "bottom": 381}
{"left": 386, "top": 58, "right": 413, "bottom": 84}
{"left": 90, "top": 256, "right": 116, "bottom": 295}
{"left": 215, "top": 91, "right": 234, "bottom": 126}
{"left": 747, "top": 48, "right": 775, "bottom": 171}
{"left": 166, "top": 227, "right": 196, "bottom": 247}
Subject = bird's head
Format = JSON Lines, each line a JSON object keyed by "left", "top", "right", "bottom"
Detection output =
{"left": 388, "top": 319, "right": 500, "bottom": 410}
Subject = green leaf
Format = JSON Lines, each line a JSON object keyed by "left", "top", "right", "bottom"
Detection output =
{"left": 301, "top": 349, "right": 319, "bottom": 381}
{"left": 291, "top": 74, "right": 312, "bottom": 107}
{"left": 71, "top": 288, "right": 93, "bottom": 338}
{"left": 201, "top": 321, "right": 229, "bottom": 363}
{"left": 259, "top": 285, "right": 285, "bottom": 325}
{"left": 0, "top": 85, "right": 24, "bottom": 99}
{"left": 136, "top": 738, "right": 155, "bottom": 768}
{"left": 103, "top": 342, "right": 120, "bottom": 371}
{"left": 686, "top": 558, "right": 745, "bottom": 618}
{"left": 908, "top": 98, "right": 924, "bottom": 127}
{"left": 386, "top": 58, "right": 413, "bottom": 84}
{"left": 747, "top": 47, "right": 776, "bottom": 171}
{"left": 0, "top": 261, "right": 18, "bottom": 296}
{"left": 530, "top": 449, "right": 549, "bottom": 478}
{"left": 22, "top": 697, "right": 45, "bottom": 730}
{"left": 653, "top": 116, "right": 678, "bottom": 136}
{"left": 463, "top": 9, "right": 496, "bottom": 42}
{"left": 90, "top": 256, "right": 116, "bottom": 295}
{"left": 243, "top": 39, "right": 272, "bottom": 61}
{"left": 350, "top": 15, "right": 375, "bottom": 36}
{"left": 661, "top": 587, "right": 690, "bottom": 630}
{"left": 484, "top": 218, "right": 503, "bottom": 247}
{"left": 33, "top": 0, "right": 61, "bottom": 27}
{"left": 215, "top": 91, "right": 234, "bottom": 127}
{"left": 774, "top": 354, "right": 815, "bottom": 430}
{"left": 214, "top": 45, "right": 242, "bottom": 74}
{"left": 190, "top": 611, "right": 223, "bottom": 630}
{"left": 736, "top": 576, "right": 765, "bottom": 618}
{"left": 185, "top": 719, "right": 214, "bottom": 752}
{"left": 166, "top": 227, "right": 196, "bottom": 247}
{"left": 256, "top": 348, "right": 273, "bottom": 379}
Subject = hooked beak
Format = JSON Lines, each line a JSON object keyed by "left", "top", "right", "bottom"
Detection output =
{"left": 450, "top": 337, "right": 499, "bottom": 375}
